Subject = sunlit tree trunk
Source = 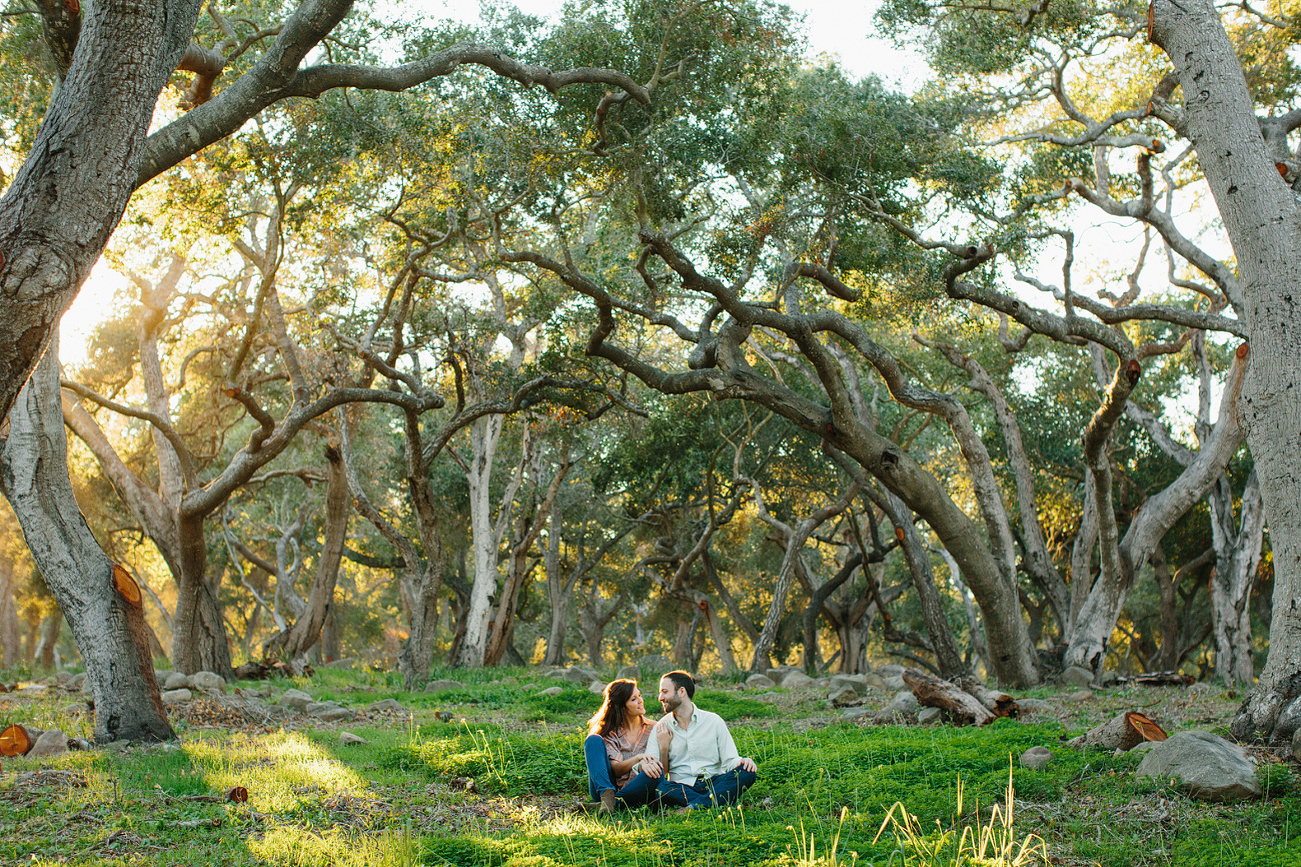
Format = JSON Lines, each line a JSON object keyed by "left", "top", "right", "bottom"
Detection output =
{"left": 2, "top": 340, "right": 173, "bottom": 742}
{"left": 1153, "top": 0, "right": 1301, "bottom": 742}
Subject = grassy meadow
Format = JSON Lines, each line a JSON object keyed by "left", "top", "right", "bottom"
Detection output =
{"left": 0, "top": 665, "right": 1297, "bottom": 866}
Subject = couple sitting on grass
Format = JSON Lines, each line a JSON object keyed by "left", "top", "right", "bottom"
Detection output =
{"left": 583, "top": 669, "right": 758, "bottom": 813}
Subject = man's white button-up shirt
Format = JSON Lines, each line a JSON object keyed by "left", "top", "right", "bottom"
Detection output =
{"left": 663, "top": 707, "right": 741, "bottom": 783}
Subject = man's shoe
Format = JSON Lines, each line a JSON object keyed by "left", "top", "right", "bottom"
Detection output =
{"left": 600, "top": 789, "right": 617, "bottom": 814}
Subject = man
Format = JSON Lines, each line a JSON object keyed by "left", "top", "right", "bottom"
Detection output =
{"left": 653, "top": 670, "right": 758, "bottom": 810}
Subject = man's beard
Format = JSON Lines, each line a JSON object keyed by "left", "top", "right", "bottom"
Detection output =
{"left": 661, "top": 696, "right": 680, "bottom": 713}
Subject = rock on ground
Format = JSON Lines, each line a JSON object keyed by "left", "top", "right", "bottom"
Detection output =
{"left": 368, "top": 698, "right": 407, "bottom": 713}
{"left": 780, "top": 671, "right": 815, "bottom": 690}
{"left": 29, "top": 729, "right": 68, "bottom": 758}
{"left": 1135, "top": 731, "right": 1261, "bottom": 802}
{"left": 164, "top": 672, "right": 192, "bottom": 690}
{"left": 425, "top": 679, "right": 464, "bottom": 693}
{"left": 746, "top": 674, "right": 775, "bottom": 689}
{"left": 162, "top": 688, "right": 192, "bottom": 704}
{"left": 1061, "top": 666, "right": 1094, "bottom": 687}
{"left": 829, "top": 686, "right": 859, "bottom": 705}
{"left": 281, "top": 688, "right": 314, "bottom": 710}
{"left": 538, "top": 686, "right": 563, "bottom": 697}
{"left": 192, "top": 671, "right": 226, "bottom": 693}
{"left": 339, "top": 732, "right": 368, "bottom": 746}
{"left": 1020, "top": 746, "right": 1054, "bottom": 769}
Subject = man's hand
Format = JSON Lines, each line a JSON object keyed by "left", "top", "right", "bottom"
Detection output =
{"left": 735, "top": 757, "right": 757, "bottom": 773}
{"left": 654, "top": 720, "right": 673, "bottom": 776}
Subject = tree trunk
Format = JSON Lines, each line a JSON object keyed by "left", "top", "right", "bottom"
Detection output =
{"left": 172, "top": 513, "right": 234, "bottom": 677}
{"left": 1210, "top": 471, "right": 1264, "bottom": 685}
{"left": 883, "top": 491, "right": 967, "bottom": 679}
{"left": 456, "top": 415, "right": 511, "bottom": 667}
{"left": 37, "top": 612, "right": 61, "bottom": 669}
{"left": 0, "top": 553, "right": 21, "bottom": 667}
{"left": 542, "top": 501, "right": 570, "bottom": 667}
{"left": 265, "top": 442, "right": 350, "bottom": 661}
{"left": 1, "top": 340, "right": 173, "bottom": 742}
{"left": 1151, "top": 0, "right": 1301, "bottom": 743}
{"left": 0, "top": 0, "right": 201, "bottom": 425}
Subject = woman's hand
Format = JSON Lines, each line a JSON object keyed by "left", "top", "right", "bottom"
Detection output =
{"left": 639, "top": 752, "right": 663, "bottom": 779}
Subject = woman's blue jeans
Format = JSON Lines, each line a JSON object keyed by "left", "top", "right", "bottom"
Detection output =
{"left": 583, "top": 734, "right": 660, "bottom": 808}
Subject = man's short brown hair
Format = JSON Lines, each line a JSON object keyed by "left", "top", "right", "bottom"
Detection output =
{"left": 663, "top": 669, "right": 695, "bottom": 699}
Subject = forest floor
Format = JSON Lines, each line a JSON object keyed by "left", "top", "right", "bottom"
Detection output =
{"left": 0, "top": 665, "right": 1296, "bottom": 867}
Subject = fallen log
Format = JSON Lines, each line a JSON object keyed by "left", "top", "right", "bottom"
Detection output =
{"left": 955, "top": 676, "right": 1020, "bottom": 719}
{"left": 1067, "top": 711, "right": 1168, "bottom": 750}
{"left": 1125, "top": 672, "right": 1195, "bottom": 687}
{"left": 903, "top": 669, "right": 994, "bottom": 726}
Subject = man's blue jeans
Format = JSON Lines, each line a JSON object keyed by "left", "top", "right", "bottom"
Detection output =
{"left": 583, "top": 734, "right": 660, "bottom": 808}
{"left": 655, "top": 767, "right": 757, "bottom": 810}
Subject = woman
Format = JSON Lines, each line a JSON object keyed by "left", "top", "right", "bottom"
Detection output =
{"left": 583, "top": 679, "right": 664, "bottom": 812}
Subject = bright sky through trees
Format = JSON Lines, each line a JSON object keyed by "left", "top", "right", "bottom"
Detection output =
{"left": 59, "top": 1, "right": 923, "bottom": 366}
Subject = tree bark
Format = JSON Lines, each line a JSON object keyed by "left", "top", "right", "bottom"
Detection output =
{"left": 1, "top": 341, "right": 173, "bottom": 743}
{"left": 1152, "top": 0, "right": 1301, "bottom": 743}
{"left": 0, "top": 0, "right": 201, "bottom": 424}
{"left": 1209, "top": 471, "right": 1264, "bottom": 685}
{"left": 264, "top": 441, "right": 350, "bottom": 661}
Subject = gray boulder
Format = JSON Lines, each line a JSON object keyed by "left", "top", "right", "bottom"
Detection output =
{"left": 880, "top": 664, "right": 905, "bottom": 678}
{"left": 617, "top": 664, "right": 641, "bottom": 681}
{"left": 745, "top": 673, "right": 776, "bottom": 689}
{"left": 780, "top": 671, "right": 815, "bottom": 690}
{"left": 1020, "top": 746, "right": 1054, "bottom": 769}
{"left": 1017, "top": 698, "right": 1053, "bottom": 714}
{"left": 1136, "top": 731, "right": 1261, "bottom": 801}
{"left": 883, "top": 675, "right": 906, "bottom": 691}
{"left": 306, "top": 701, "right": 353, "bottom": 722}
{"left": 339, "top": 731, "right": 368, "bottom": 746}
{"left": 29, "top": 729, "right": 68, "bottom": 758}
{"left": 861, "top": 672, "right": 888, "bottom": 691}
{"left": 281, "top": 688, "right": 314, "bottom": 710}
{"left": 425, "top": 679, "right": 465, "bottom": 693}
{"left": 880, "top": 690, "right": 919, "bottom": 719}
{"left": 164, "top": 672, "right": 192, "bottom": 690}
{"left": 829, "top": 675, "right": 864, "bottom": 696}
{"left": 538, "top": 686, "right": 564, "bottom": 696}
{"left": 67, "top": 673, "right": 86, "bottom": 689}
{"left": 918, "top": 707, "right": 942, "bottom": 725}
{"left": 1061, "top": 666, "right": 1094, "bottom": 688}
{"left": 162, "top": 688, "right": 192, "bottom": 704}
{"left": 829, "top": 686, "right": 859, "bottom": 706}
{"left": 192, "top": 671, "right": 226, "bottom": 693}
{"left": 841, "top": 706, "right": 871, "bottom": 720}
{"left": 589, "top": 680, "right": 607, "bottom": 695}
{"left": 368, "top": 698, "right": 407, "bottom": 713}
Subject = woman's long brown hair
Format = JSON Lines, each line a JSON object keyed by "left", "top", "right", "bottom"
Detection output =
{"left": 587, "top": 678, "right": 638, "bottom": 737}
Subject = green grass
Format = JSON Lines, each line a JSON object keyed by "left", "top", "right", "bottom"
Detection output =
{"left": 1, "top": 666, "right": 1297, "bottom": 866}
